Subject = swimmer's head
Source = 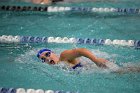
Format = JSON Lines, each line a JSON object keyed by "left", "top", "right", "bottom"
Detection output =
{"left": 37, "top": 48, "right": 51, "bottom": 58}
{"left": 37, "top": 48, "right": 59, "bottom": 64}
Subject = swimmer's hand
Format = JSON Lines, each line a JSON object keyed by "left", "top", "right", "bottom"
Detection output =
{"left": 96, "top": 62, "right": 108, "bottom": 68}
{"left": 95, "top": 58, "right": 109, "bottom": 68}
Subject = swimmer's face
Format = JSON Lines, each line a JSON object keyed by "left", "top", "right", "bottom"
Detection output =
{"left": 39, "top": 51, "right": 59, "bottom": 64}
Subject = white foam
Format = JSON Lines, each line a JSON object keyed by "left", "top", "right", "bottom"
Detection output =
{"left": 105, "top": 62, "right": 119, "bottom": 71}
{"left": 122, "top": 62, "right": 140, "bottom": 68}
{"left": 15, "top": 48, "right": 38, "bottom": 63}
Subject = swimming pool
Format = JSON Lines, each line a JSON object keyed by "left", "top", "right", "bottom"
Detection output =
{"left": 0, "top": 0, "right": 140, "bottom": 93}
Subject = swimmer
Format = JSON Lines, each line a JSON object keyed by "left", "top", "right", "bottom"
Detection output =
{"left": 31, "top": 0, "right": 52, "bottom": 4}
{"left": 30, "top": 0, "right": 64, "bottom": 4}
{"left": 37, "top": 48, "right": 109, "bottom": 69}
{"left": 26, "top": 0, "right": 103, "bottom": 5}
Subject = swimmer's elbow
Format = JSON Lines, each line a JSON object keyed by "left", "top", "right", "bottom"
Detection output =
{"left": 77, "top": 48, "right": 89, "bottom": 54}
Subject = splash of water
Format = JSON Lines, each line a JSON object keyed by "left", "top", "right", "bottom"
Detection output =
{"left": 15, "top": 48, "right": 120, "bottom": 73}
{"left": 15, "top": 47, "right": 140, "bottom": 75}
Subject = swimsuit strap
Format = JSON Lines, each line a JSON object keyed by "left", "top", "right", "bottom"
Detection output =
{"left": 72, "top": 63, "right": 83, "bottom": 69}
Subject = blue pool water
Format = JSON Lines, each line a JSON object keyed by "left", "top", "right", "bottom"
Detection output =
{"left": 0, "top": 1, "right": 140, "bottom": 93}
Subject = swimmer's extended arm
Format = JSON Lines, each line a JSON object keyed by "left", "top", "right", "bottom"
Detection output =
{"left": 76, "top": 48, "right": 108, "bottom": 68}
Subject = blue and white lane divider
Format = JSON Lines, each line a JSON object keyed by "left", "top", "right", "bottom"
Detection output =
{"left": 0, "top": 5, "right": 140, "bottom": 14}
{"left": 0, "top": 87, "right": 78, "bottom": 93}
{"left": 0, "top": 35, "right": 139, "bottom": 48}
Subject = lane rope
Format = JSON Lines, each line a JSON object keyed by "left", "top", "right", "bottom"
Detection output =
{"left": 0, "top": 87, "right": 78, "bottom": 93}
{"left": 0, "top": 35, "right": 139, "bottom": 48}
{"left": 0, "top": 5, "right": 140, "bottom": 14}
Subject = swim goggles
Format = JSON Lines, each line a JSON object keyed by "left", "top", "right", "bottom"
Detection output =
{"left": 40, "top": 52, "right": 51, "bottom": 63}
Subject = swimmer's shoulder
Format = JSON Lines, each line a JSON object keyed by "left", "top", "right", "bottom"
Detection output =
{"left": 60, "top": 50, "right": 69, "bottom": 61}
